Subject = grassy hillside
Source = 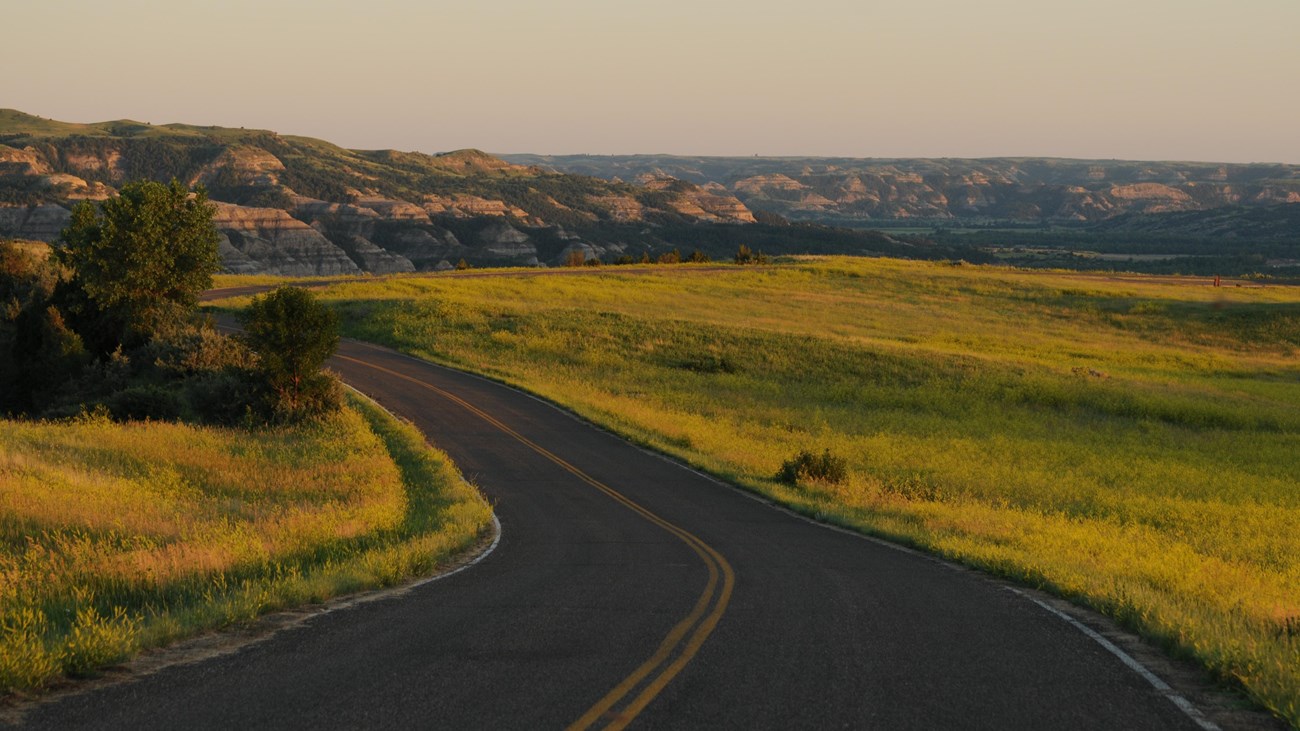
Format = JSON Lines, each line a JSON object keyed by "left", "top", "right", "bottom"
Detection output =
{"left": 297, "top": 259, "right": 1299, "bottom": 723}
{"left": 0, "top": 397, "right": 492, "bottom": 695}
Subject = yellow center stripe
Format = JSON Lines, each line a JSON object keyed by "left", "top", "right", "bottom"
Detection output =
{"left": 334, "top": 351, "right": 735, "bottom": 730}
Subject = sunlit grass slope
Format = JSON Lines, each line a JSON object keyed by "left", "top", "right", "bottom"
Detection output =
{"left": 308, "top": 258, "right": 1300, "bottom": 723}
{"left": 0, "top": 397, "right": 492, "bottom": 694}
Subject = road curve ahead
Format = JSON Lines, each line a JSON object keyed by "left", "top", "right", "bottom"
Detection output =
{"left": 18, "top": 337, "right": 1235, "bottom": 730}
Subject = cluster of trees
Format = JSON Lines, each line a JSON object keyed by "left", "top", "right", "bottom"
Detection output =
{"left": 733, "top": 245, "right": 770, "bottom": 265}
{"left": 0, "top": 180, "right": 340, "bottom": 424}
{"left": 33, "top": 137, "right": 222, "bottom": 188}
{"left": 562, "top": 246, "right": 771, "bottom": 268}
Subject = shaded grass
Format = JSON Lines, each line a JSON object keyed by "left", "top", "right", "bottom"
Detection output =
{"left": 0, "top": 396, "right": 492, "bottom": 695}
{"left": 304, "top": 257, "right": 1300, "bottom": 725}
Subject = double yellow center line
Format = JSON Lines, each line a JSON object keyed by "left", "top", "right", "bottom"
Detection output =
{"left": 335, "top": 351, "right": 735, "bottom": 730}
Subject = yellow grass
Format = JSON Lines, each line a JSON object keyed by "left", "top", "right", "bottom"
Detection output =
{"left": 289, "top": 257, "right": 1300, "bottom": 724}
{"left": 0, "top": 397, "right": 492, "bottom": 694}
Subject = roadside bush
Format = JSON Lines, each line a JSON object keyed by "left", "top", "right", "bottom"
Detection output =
{"left": 184, "top": 369, "right": 266, "bottom": 426}
{"left": 144, "top": 322, "right": 256, "bottom": 376}
{"left": 102, "top": 384, "right": 183, "bottom": 422}
{"left": 777, "top": 449, "right": 849, "bottom": 486}
{"left": 239, "top": 286, "right": 341, "bottom": 422}
{"left": 268, "top": 372, "right": 343, "bottom": 424}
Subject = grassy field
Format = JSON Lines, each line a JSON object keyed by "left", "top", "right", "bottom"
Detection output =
{"left": 283, "top": 258, "right": 1300, "bottom": 723}
{"left": 0, "top": 396, "right": 492, "bottom": 695}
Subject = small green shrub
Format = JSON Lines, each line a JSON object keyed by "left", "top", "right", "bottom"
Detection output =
{"left": 674, "top": 352, "right": 738, "bottom": 374}
{"left": 777, "top": 449, "right": 849, "bottom": 486}
{"left": 103, "top": 384, "right": 183, "bottom": 421}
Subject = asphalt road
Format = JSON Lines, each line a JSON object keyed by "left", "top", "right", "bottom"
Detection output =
{"left": 14, "top": 334, "right": 1241, "bottom": 730}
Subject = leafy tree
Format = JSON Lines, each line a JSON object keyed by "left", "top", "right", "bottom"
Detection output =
{"left": 0, "top": 242, "right": 85, "bottom": 413}
{"left": 239, "top": 287, "right": 340, "bottom": 418}
{"left": 657, "top": 248, "right": 681, "bottom": 264}
{"left": 687, "top": 249, "right": 711, "bottom": 263}
{"left": 59, "top": 179, "right": 220, "bottom": 349}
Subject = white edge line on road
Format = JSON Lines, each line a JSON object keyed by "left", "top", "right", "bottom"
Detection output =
{"left": 409, "top": 512, "right": 502, "bottom": 590}
{"left": 0, "top": 387, "right": 502, "bottom": 726}
{"left": 344, "top": 384, "right": 503, "bottom": 595}
{"left": 354, "top": 341, "right": 1231, "bottom": 731}
{"left": 1004, "top": 588, "right": 1221, "bottom": 731}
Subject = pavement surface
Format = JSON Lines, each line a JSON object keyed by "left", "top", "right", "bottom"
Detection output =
{"left": 11, "top": 326, "right": 1267, "bottom": 730}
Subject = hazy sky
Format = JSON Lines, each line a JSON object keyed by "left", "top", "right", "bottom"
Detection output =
{"left": 4, "top": 0, "right": 1298, "bottom": 162}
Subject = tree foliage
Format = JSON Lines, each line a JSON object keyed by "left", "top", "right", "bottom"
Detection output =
{"left": 239, "top": 287, "right": 340, "bottom": 418}
{"left": 59, "top": 179, "right": 220, "bottom": 348}
{"left": 0, "top": 242, "right": 86, "bottom": 413}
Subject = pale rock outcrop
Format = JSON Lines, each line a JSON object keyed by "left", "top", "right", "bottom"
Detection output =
{"left": 477, "top": 221, "right": 536, "bottom": 259}
{"left": 732, "top": 174, "right": 807, "bottom": 195}
{"left": 37, "top": 174, "right": 114, "bottom": 200}
{"left": 378, "top": 228, "right": 466, "bottom": 270}
{"left": 1107, "top": 183, "right": 1193, "bottom": 203}
{"left": 0, "top": 145, "right": 51, "bottom": 176}
{"left": 588, "top": 195, "right": 644, "bottom": 222}
{"left": 690, "top": 192, "right": 756, "bottom": 223}
{"left": 63, "top": 150, "right": 124, "bottom": 181}
{"left": 355, "top": 197, "right": 431, "bottom": 224}
{"left": 0, "top": 203, "right": 71, "bottom": 241}
{"left": 212, "top": 202, "right": 360, "bottom": 276}
{"left": 334, "top": 233, "right": 416, "bottom": 274}
{"left": 422, "top": 194, "right": 529, "bottom": 220}
{"left": 191, "top": 146, "right": 285, "bottom": 188}
{"left": 216, "top": 238, "right": 263, "bottom": 274}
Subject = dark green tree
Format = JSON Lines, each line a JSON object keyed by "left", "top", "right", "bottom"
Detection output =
{"left": 239, "top": 287, "right": 340, "bottom": 417}
{"left": 59, "top": 179, "right": 220, "bottom": 349}
{"left": 0, "top": 242, "right": 86, "bottom": 413}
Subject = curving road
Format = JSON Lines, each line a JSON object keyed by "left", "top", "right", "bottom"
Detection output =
{"left": 13, "top": 330, "right": 1266, "bottom": 729}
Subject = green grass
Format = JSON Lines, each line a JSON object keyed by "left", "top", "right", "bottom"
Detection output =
{"left": 0, "top": 396, "right": 492, "bottom": 695}
{"left": 291, "top": 256, "right": 1300, "bottom": 725}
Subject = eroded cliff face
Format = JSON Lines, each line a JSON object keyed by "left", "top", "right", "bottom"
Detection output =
{"left": 191, "top": 146, "right": 286, "bottom": 188}
{"left": 0, "top": 204, "right": 71, "bottom": 241}
{"left": 507, "top": 154, "right": 1300, "bottom": 224}
{"left": 212, "top": 203, "right": 360, "bottom": 276}
{"left": 0, "top": 112, "right": 760, "bottom": 274}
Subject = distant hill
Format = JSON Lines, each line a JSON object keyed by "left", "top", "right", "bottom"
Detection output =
{"left": 1089, "top": 203, "right": 1300, "bottom": 239}
{"left": 0, "top": 110, "right": 795, "bottom": 274}
{"left": 504, "top": 154, "right": 1300, "bottom": 226}
{"left": 0, "top": 110, "right": 967, "bottom": 274}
